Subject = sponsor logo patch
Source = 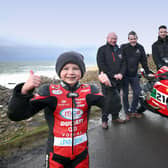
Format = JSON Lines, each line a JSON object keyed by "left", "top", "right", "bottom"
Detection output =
{"left": 54, "top": 134, "right": 87, "bottom": 146}
{"left": 61, "top": 100, "right": 67, "bottom": 103}
{"left": 60, "top": 108, "right": 83, "bottom": 120}
{"left": 136, "top": 49, "right": 140, "bottom": 54}
{"left": 52, "top": 90, "right": 63, "bottom": 95}
{"left": 51, "top": 85, "right": 60, "bottom": 89}
{"left": 81, "top": 89, "right": 90, "bottom": 92}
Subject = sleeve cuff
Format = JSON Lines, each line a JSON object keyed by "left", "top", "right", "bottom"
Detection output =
{"left": 14, "top": 83, "right": 34, "bottom": 99}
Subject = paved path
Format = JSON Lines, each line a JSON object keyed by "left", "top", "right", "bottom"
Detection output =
{"left": 6, "top": 111, "right": 168, "bottom": 168}
{"left": 89, "top": 111, "right": 168, "bottom": 168}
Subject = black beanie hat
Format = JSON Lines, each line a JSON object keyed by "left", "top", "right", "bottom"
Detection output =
{"left": 56, "top": 51, "right": 86, "bottom": 78}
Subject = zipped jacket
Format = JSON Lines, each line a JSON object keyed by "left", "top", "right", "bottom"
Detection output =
{"left": 152, "top": 36, "right": 168, "bottom": 69}
{"left": 97, "top": 43, "right": 126, "bottom": 86}
{"left": 121, "top": 43, "right": 150, "bottom": 77}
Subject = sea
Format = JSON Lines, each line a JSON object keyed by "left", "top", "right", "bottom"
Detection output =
{"left": 0, "top": 61, "right": 95, "bottom": 89}
{"left": 0, "top": 61, "right": 58, "bottom": 89}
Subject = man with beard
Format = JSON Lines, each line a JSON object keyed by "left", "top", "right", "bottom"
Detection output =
{"left": 152, "top": 25, "right": 168, "bottom": 70}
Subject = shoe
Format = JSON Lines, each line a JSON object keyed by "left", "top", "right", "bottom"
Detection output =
{"left": 135, "top": 113, "right": 143, "bottom": 119}
{"left": 128, "top": 113, "right": 136, "bottom": 118}
{"left": 125, "top": 114, "right": 130, "bottom": 121}
{"left": 102, "top": 122, "right": 108, "bottom": 129}
{"left": 112, "top": 118, "right": 126, "bottom": 124}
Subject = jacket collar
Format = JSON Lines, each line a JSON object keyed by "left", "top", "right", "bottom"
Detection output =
{"left": 128, "top": 42, "right": 139, "bottom": 48}
{"left": 106, "top": 43, "right": 119, "bottom": 52}
{"left": 158, "top": 36, "right": 168, "bottom": 43}
{"left": 106, "top": 42, "right": 118, "bottom": 48}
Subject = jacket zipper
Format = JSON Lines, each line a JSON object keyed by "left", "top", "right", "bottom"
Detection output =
{"left": 72, "top": 91, "right": 74, "bottom": 155}
{"left": 71, "top": 92, "right": 77, "bottom": 156}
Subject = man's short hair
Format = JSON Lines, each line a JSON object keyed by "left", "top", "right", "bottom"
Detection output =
{"left": 128, "top": 31, "right": 137, "bottom": 38}
{"left": 159, "top": 25, "right": 167, "bottom": 30}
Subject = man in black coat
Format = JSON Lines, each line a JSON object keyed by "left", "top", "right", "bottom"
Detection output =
{"left": 97, "top": 32, "right": 126, "bottom": 129}
{"left": 152, "top": 25, "right": 168, "bottom": 70}
{"left": 121, "top": 31, "right": 150, "bottom": 120}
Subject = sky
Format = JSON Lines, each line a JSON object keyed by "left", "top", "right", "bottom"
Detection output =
{"left": 0, "top": 0, "right": 168, "bottom": 53}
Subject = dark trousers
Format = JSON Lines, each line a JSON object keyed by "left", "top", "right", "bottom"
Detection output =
{"left": 101, "top": 84, "right": 122, "bottom": 122}
{"left": 122, "top": 76, "right": 141, "bottom": 113}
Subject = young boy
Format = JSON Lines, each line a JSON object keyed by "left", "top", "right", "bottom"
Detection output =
{"left": 7, "top": 51, "right": 108, "bottom": 168}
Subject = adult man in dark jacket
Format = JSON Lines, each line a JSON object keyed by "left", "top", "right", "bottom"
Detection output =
{"left": 97, "top": 32, "right": 126, "bottom": 129}
{"left": 152, "top": 25, "right": 168, "bottom": 70}
{"left": 121, "top": 31, "right": 150, "bottom": 120}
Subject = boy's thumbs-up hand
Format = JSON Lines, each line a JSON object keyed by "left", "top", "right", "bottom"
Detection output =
{"left": 21, "top": 70, "right": 41, "bottom": 94}
{"left": 30, "top": 70, "right": 34, "bottom": 75}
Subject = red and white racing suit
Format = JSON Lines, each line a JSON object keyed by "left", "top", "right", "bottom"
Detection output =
{"left": 8, "top": 81, "right": 104, "bottom": 168}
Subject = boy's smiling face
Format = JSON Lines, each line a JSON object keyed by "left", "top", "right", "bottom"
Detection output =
{"left": 60, "top": 63, "right": 82, "bottom": 87}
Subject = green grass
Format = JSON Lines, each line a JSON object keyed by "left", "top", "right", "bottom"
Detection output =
{"left": 0, "top": 124, "right": 49, "bottom": 157}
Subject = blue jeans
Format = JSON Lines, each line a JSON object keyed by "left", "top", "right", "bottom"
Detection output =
{"left": 122, "top": 76, "right": 141, "bottom": 113}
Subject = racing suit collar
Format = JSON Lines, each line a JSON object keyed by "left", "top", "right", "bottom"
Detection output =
{"left": 60, "top": 81, "right": 81, "bottom": 91}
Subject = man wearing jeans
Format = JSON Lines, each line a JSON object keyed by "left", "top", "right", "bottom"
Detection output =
{"left": 121, "top": 31, "right": 150, "bottom": 120}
